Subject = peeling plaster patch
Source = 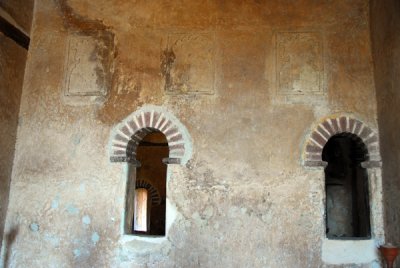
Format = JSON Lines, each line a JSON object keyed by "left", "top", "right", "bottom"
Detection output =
{"left": 191, "top": 212, "right": 206, "bottom": 227}
{"left": 203, "top": 206, "right": 214, "bottom": 220}
{"left": 79, "top": 183, "right": 86, "bottom": 193}
{"left": 44, "top": 233, "right": 60, "bottom": 248}
{"left": 73, "top": 249, "right": 81, "bottom": 258}
{"left": 29, "top": 223, "right": 39, "bottom": 232}
{"left": 73, "top": 248, "right": 91, "bottom": 259}
{"left": 71, "top": 134, "right": 82, "bottom": 145}
{"left": 51, "top": 195, "right": 60, "bottom": 209}
{"left": 73, "top": 238, "right": 82, "bottom": 245}
{"left": 91, "top": 232, "right": 100, "bottom": 245}
{"left": 82, "top": 215, "right": 91, "bottom": 225}
{"left": 66, "top": 204, "right": 79, "bottom": 214}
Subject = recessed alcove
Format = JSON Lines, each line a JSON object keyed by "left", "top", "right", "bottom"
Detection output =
{"left": 303, "top": 116, "right": 384, "bottom": 265}
{"left": 322, "top": 134, "right": 371, "bottom": 239}
{"left": 109, "top": 105, "right": 192, "bottom": 240}
{"left": 131, "top": 131, "right": 169, "bottom": 236}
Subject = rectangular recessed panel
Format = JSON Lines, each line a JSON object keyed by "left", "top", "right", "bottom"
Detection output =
{"left": 64, "top": 34, "right": 107, "bottom": 96}
{"left": 276, "top": 32, "right": 323, "bottom": 96}
{"left": 162, "top": 32, "right": 215, "bottom": 95}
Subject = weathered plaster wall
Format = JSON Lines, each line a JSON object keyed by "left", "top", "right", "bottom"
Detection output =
{"left": 0, "top": 34, "right": 27, "bottom": 254}
{"left": 3, "top": 0, "right": 383, "bottom": 267}
{"left": 370, "top": 0, "right": 400, "bottom": 258}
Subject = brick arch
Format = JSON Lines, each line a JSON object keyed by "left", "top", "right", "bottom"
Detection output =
{"left": 136, "top": 179, "right": 162, "bottom": 206}
{"left": 303, "top": 116, "right": 380, "bottom": 167}
{"left": 109, "top": 105, "right": 192, "bottom": 165}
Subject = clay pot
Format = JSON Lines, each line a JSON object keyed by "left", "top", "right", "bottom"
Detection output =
{"left": 380, "top": 245, "right": 399, "bottom": 268}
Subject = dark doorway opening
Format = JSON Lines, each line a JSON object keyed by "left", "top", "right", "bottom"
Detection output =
{"left": 322, "top": 134, "right": 371, "bottom": 239}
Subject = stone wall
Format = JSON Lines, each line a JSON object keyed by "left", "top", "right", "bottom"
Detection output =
{"left": 370, "top": 0, "right": 400, "bottom": 260}
{"left": 2, "top": 0, "right": 385, "bottom": 267}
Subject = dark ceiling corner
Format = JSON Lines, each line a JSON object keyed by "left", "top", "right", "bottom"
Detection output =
{"left": 0, "top": 15, "right": 29, "bottom": 49}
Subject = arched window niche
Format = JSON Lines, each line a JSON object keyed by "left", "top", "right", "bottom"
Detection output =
{"left": 109, "top": 105, "right": 192, "bottom": 238}
{"left": 303, "top": 116, "right": 384, "bottom": 265}
{"left": 127, "top": 131, "right": 168, "bottom": 236}
{"left": 322, "top": 134, "right": 371, "bottom": 239}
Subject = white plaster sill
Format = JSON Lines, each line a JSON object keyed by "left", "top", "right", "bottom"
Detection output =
{"left": 118, "top": 234, "right": 170, "bottom": 261}
{"left": 120, "top": 234, "right": 166, "bottom": 244}
{"left": 322, "top": 238, "right": 379, "bottom": 265}
{"left": 119, "top": 198, "right": 177, "bottom": 246}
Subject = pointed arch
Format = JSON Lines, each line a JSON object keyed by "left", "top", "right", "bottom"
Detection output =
{"left": 303, "top": 116, "right": 381, "bottom": 167}
{"left": 109, "top": 105, "right": 192, "bottom": 165}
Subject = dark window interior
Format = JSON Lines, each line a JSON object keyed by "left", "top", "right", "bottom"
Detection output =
{"left": 322, "top": 134, "right": 371, "bottom": 239}
{"left": 132, "top": 131, "right": 169, "bottom": 236}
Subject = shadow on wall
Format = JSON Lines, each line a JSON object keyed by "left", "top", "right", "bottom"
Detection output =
{"left": 1, "top": 226, "right": 18, "bottom": 268}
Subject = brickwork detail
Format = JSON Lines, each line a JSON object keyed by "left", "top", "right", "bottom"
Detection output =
{"left": 109, "top": 106, "right": 191, "bottom": 165}
{"left": 136, "top": 179, "right": 161, "bottom": 205}
{"left": 303, "top": 116, "right": 380, "bottom": 167}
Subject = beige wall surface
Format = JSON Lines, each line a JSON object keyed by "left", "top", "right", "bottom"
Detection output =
{"left": 370, "top": 0, "right": 400, "bottom": 263}
{"left": 2, "top": 0, "right": 386, "bottom": 267}
{"left": 0, "top": 34, "right": 27, "bottom": 256}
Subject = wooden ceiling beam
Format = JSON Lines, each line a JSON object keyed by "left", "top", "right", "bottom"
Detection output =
{"left": 0, "top": 15, "right": 29, "bottom": 50}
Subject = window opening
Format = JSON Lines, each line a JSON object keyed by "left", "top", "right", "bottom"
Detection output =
{"left": 125, "top": 131, "right": 169, "bottom": 236}
{"left": 322, "top": 134, "right": 371, "bottom": 239}
{"left": 134, "top": 188, "right": 150, "bottom": 232}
